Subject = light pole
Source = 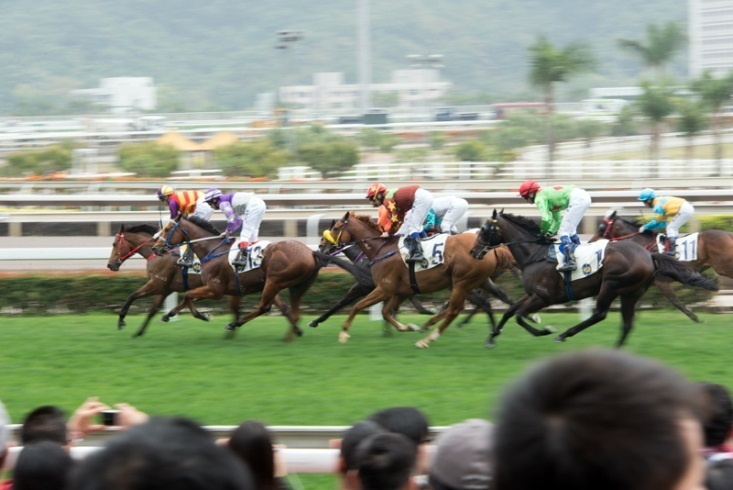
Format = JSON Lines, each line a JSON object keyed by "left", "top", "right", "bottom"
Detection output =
{"left": 406, "top": 54, "right": 443, "bottom": 121}
{"left": 275, "top": 30, "right": 303, "bottom": 154}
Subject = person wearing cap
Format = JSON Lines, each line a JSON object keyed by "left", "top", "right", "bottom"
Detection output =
{"left": 203, "top": 188, "right": 267, "bottom": 267}
{"left": 518, "top": 180, "right": 592, "bottom": 272}
{"left": 637, "top": 188, "right": 694, "bottom": 258}
{"left": 429, "top": 419, "right": 494, "bottom": 490}
{"left": 366, "top": 183, "right": 434, "bottom": 264}
{"left": 156, "top": 185, "right": 214, "bottom": 267}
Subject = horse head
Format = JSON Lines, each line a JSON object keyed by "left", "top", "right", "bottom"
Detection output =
{"left": 152, "top": 215, "right": 186, "bottom": 256}
{"left": 107, "top": 224, "right": 127, "bottom": 271}
{"left": 471, "top": 211, "right": 502, "bottom": 260}
{"left": 319, "top": 219, "right": 340, "bottom": 254}
{"left": 589, "top": 209, "right": 618, "bottom": 243}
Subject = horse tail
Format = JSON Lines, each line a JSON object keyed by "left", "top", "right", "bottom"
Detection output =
{"left": 652, "top": 253, "right": 719, "bottom": 291}
{"left": 312, "top": 251, "right": 373, "bottom": 285}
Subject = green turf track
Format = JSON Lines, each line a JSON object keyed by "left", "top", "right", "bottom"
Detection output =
{"left": 2, "top": 310, "right": 732, "bottom": 488}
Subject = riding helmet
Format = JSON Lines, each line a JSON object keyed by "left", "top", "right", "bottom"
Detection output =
{"left": 637, "top": 188, "right": 656, "bottom": 202}
{"left": 204, "top": 188, "right": 223, "bottom": 203}
{"left": 518, "top": 180, "right": 541, "bottom": 198}
{"left": 157, "top": 185, "right": 174, "bottom": 201}
{"left": 366, "top": 182, "right": 387, "bottom": 200}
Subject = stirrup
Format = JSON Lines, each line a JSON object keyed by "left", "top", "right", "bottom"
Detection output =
{"left": 405, "top": 253, "right": 425, "bottom": 264}
{"left": 558, "top": 260, "right": 577, "bottom": 272}
{"left": 232, "top": 252, "right": 248, "bottom": 266}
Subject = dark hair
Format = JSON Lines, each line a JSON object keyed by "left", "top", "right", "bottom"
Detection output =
{"left": 14, "top": 441, "right": 73, "bottom": 490}
{"left": 368, "top": 406, "right": 430, "bottom": 447}
{"left": 69, "top": 417, "right": 253, "bottom": 490}
{"left": 494, "top": 349, "right": 700, "bottom": 490}
{"left": 356, "top": 432, "right": 417, "bottom": 490}
{"left": 698, "top": 382, "right": 733, "bottom": 448}
{"left": 21, "top": 406, "right": 67, "bottom": 445}
{"left": 340, "top": 420, "right": 387, "bottom": 473}
{"left": 227, "top": 420, "right": 276, "bottom": 490}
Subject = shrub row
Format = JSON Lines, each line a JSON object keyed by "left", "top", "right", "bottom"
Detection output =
{"left": 0, "top": 267, "right": 717, "bottom": 316}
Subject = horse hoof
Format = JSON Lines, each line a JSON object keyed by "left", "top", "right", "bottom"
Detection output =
{"left": 485, "top": 341, "right": 497, "bottom": 349}
{"left": 415, "top": 340, "right": 430, "bottom": 349}
{"left": 544, "top": 325, "right": 556, "bottom": 334}
{"left": 554, "top": 335, "right": 566, "bottom": 343}
{"left": 406, "top": 323, "right": 421, "bottom": 332}
{"left": 308, "top": 321, "right": 318, "bottom": 328}
{"left": 118, "top": 321, "right": 126, "bottom": 330}
{"left": 225, "top": 324, "right": 236, "bottom": 332}
{"left": 202, "top": 313, "right": 212, "bottom": 322}
{"left": 338, "top": 332, "right": 351, "bottom": 344}
{"left": 531, "top": 314, "right": 542, "bottom": 324}
{"left": 295, "top": 327, "right": 303, "bottom": 337}
{"left": 161, "top": 315, "right": 170, "bottom": 323}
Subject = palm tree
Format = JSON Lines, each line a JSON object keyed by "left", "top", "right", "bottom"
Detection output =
{"left": 689, "top": 70, "right": 733, "bottom": 174}
{"left": 528, "top": 35, "right": 595, "bottom": 167}
{"left": 675, "top": 99, "right": 708, "bottom": 165}
{"left": 636, "top": 81, "right": 676, "bottom": 176}
{"left": 617, "top": 21, "right": 686, "bottom": 75}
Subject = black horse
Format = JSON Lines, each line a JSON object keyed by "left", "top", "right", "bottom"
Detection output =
{"left": 470, "top": 210, "right": 718, "bottom": 348}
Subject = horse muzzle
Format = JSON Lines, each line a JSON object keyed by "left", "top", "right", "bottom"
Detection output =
{"left": 107, "top": 260, "right": 121, "bottom": 271}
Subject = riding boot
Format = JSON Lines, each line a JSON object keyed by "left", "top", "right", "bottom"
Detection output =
{"left": 558, "top": 236, "right": 577, "bottom": 272}
{"left": 666, "top": 236, "right": 677, "bottom": 257}
{"left": 233, "top": 242, "right": 249, "bottom": 266}
{"left": 405, "top": 235, "right": 425, "bottom": 264}
{"left": 177, "top": 247, "right": 194, "bottom": 268}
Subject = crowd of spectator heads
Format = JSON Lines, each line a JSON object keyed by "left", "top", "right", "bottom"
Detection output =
{"left": 1, "top": 348, "right": 732, "bottom": 490}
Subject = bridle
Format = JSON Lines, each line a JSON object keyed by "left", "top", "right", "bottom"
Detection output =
{"left": 115, "top": 232, "right": 154, "bottom": 263}
{"left": 600, "top": 215, "right": 640, "bottom": 241}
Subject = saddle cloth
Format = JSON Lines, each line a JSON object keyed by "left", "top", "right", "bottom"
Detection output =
{"left": 397, "top": 233, "right": 451, "bottom": 271}
{"left": 178, "top": 244, "right": 201, "bottom": 274}
{"left": 227, "top": 240, "right": 271, "bottom": 272}
{"left": 656, "top": 233, "right": 699, "bottom": 261}
{"left": 552, "top": 239, "right": 609, "bottom": 281}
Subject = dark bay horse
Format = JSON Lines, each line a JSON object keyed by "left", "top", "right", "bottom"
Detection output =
{"left": 470, "top": 210, "right": 718, "bottom": 348}
{"left": 590, "top": 209, "right": 733, "bottom": 322}
{"left": 107, "top": 224, "right": 243, "bottom": 338}
{"left": 311, "top": 233, "right": 518, "bottom": 331}
{"left": 322, "top": 212, "right": 522, "bottom": 348}
{"left": 152, "top": 216, "right": 323, "bottom": 341}
{"left": 593, "top": 209, "right": 733, "bottom": 277}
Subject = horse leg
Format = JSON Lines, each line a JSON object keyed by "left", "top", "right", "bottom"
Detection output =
{"left": 616, "top": 292, "right": 643, "bottom": 348}
{"left": 555, "top": 285, "right": 617, "bottom": 343}
{"left": 271, "top": 294, "right": 301, "bottom": 342}
{"left": 283, "top": 272, "right": 320, "bottom": 340}
{"left": 132, "top": 293, "right": 167, "bottom": 338}
{"left": 227, "top": 295, "right": 242, "bottom": 326}
{"left": 654, "top": 278, "right": 700, "bottom": 323}
{"left": 308, "top": 284, "right": 371, "bottom": 328}
{"left": 118, "top": 280, "right": 158, "bottom": 330}
{"left": 227, "top": 282, "right": 284, "bottom": 338}
{"left": 416, "top": 288, "right": 470, "bottom": 349}
{"left": 409, "top": 297, "right": 438, "bottom": 315}
{"left": 162, "top": 286, "right": 219, "bottom": 321}
{"left": 339, "top": 288, "right": 391, "bottom": 343}
{"left": 486, "top": 295, "right": 533, "bottom": 348}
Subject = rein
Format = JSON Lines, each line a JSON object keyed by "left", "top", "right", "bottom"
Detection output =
{"left": 116, "top": 234, "right": 155, "bottom": 263}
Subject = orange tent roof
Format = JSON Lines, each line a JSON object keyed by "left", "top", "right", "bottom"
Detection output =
{"left": 156, "top": 132, "right": 201, "bottom": 152}
{"left": 200, "top": 131, "right": 239, "bottom": 150}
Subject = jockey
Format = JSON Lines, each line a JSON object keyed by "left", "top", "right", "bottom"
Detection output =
{"left": 377, "top": 204, "right": 401, "bottom": 235}
{"left": 425, "top": 196, "right": 469, "bottom": 234}
{"left": 157, "top": 185, "right": 214, "bottom": 267}
{"left": 519, "top": 179, "right": 592, "bottom": 272}
{"left": 203, "top": 187, "right": 267, "bottom": 267}
{"left": 637, "top": 188, "right": 694, "bottom": 257}
{"left": 366, "top": 182, "right": 434, "bottom": 264}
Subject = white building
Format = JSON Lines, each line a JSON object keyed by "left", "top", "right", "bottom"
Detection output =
{"left": 689, "top": 0, "right": 733, "bottom": 76}
{"left": 70, "top": 77, "right": 157, "bottom": 113}
{"left": 278, "top": 70, "right": 451, "bottom": 114}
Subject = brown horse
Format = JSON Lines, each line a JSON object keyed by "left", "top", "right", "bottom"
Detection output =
{"left": 590, "top": 209, "right": 733, "bottom": 322}
{"left": 322, "top": 212, "right": 523, "bottom": 348}
{"left": 151, "top": 215, "right": 322, "bottom": 341}
{"left": 470, "top": 210, "right": 718, "bottom": 348}
{"left": 107, "top": 224, "right": 243, "bottom": 338}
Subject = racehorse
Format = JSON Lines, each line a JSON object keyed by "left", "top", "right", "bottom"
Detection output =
{"left": 311, "top": 231, "right": 518, "bottom": 331}
{"left": 590, "top": 209, "right": 733, "bottom": 322}
{"left": 322, "top": 212, "right": 524, "bottom": 348}
{"left": 470, "top": 210, "right": 718, "bottom": 348}
{"left": 151, "top": 215, "right": 322, "bottom": 341}
{"left": 107, "top": 224, "right": 242, "bottom": 337}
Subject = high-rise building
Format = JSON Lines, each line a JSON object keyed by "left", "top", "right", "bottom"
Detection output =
{"left": 689, "top": 0, "right": 733, "bottom": 76}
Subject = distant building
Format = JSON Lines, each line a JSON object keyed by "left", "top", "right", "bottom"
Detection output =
{"left": 278, "top": 70, "right": 451, "bottom": 114}
{"left": 69, "top": 77, "right": 157, "bottom": 113}
{"left": 689, "top": 0, "right": 733, "bottom": 76}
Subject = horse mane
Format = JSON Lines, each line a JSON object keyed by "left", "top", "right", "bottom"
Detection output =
{"left": 353, "top": 214, "right": 381, "bottom": 232}
{"left": 501, "top": 213, "right": 541, "bottom": 235}
{"left": 618, "top": 216, "right": 643, "bottom": 228}
{"left": 125, "top": 224, "right": 158, "bottom": 235}
{"left": 186, "top": 215, "right": 221, "bottom": 235}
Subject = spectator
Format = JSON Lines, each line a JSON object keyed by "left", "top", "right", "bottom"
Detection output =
{"left": 356, "top": 432, "right": 417, "bottom": 490}
{"left": 698, "top": 382, "right": 733, "bottom": 490}
{"left": 19, "top": 406, "right": 68, "bottom": 446}
{"left": 69, "top": 416, "right": 253, "bottom": 490}
{"left": 493, "top": 349, "right": 705, "bottom": 490}
{"left": 428, "top": 418, "right": 494, "bottom": 490}
{"left": 368, "top": 406, "right": 431, "bottom": 474}
{"left": 13, "top": 441, "right": 72, "bottom": 490}
{"left": 225, "top": 420, "right": 290, "bottom": 490}
{"left": 336, "top": 420, "right": 387, "bottom": 490}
